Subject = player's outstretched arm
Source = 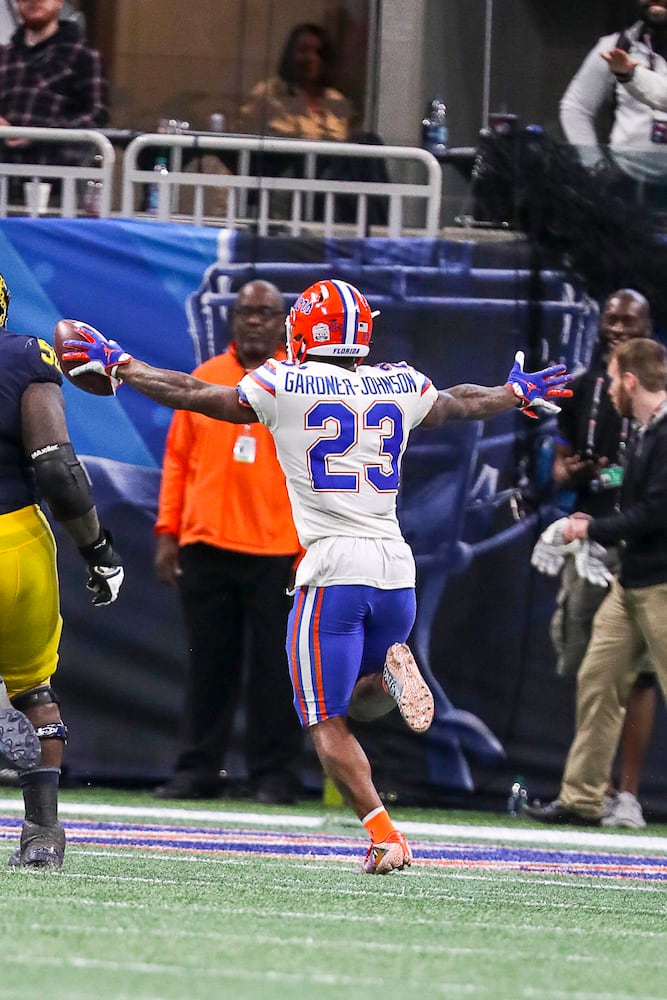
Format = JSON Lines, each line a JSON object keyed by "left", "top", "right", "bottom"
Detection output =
{"left": 62, "top": 327, "right": 255, "bottom": 424}
{"left": 119, "top": 358, "right": 253, "bottom": 424}
{"left": 422, "top": 383, "right": 517, "bottom": 426}
{"left": 422, "top": 351, "right": 572, "bottom": 427}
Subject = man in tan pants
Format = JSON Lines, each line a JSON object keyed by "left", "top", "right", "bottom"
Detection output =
{"left": 549, "top": 289, "right": 656, "bottom": 829}
{"left": 526, "top": 338, "right": 667, "bottom": 825}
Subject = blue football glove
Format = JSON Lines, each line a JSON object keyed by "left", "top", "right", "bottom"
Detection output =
{"left": 506, "top": 350, "right": 573, "bottom": 419}
{"left": 62, "top": 322, "right": 132, "bottom": 380}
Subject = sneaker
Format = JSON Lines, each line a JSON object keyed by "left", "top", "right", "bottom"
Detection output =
{"left": 8, "top": 820, "right": 66, "bottom": 869}
{"left": 0, "top": 707, "right": 41, "bottom": 770}
{"left": 523, "top": 799, "right": 601, "bottom": 826}
{"left": 601, "top": 791, "right": 647, "bottom": 830}
{"left": 363, "top": 829, "right": 412, "bottom": 875}
{"left": 383, "top": 643, "right": 434, "bottom": 734}
{"left": 602, "top": 793, "right": 616, "bottom": 818}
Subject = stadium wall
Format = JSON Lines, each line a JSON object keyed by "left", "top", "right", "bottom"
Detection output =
{"left": 3, "top": 218, "right": 665, "bottom": 816}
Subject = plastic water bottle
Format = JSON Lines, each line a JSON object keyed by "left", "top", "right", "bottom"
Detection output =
{"left": 507, "top": 776, "right": 528, "bottom": 817}
{"left": 422, "top": 98, "right": 449, "bottom": 155}
{"left": 83, "top": 178, "right": 103, "bottom": 216}
{"left": 82, "top": 153, "right": 103, "bottom": 216}
{"left": 147, "top": 156, "right": 169, "bottom": 214}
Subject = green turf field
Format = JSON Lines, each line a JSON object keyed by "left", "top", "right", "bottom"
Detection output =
{"left": 2, "top": 789, "right": 667, "bottom": 1000}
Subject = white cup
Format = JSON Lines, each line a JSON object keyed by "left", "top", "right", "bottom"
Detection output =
{"left": 23, "top": 181, "right": 51, "bottom": 215}
{"left": 208, "top": 113, "right": 225, "bottom": 132}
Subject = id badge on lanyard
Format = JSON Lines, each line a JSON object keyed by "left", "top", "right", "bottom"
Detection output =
{"left": 233, "top": 424, "right": 257, "bottom": 463}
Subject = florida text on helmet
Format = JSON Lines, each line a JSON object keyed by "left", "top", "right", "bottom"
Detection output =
{"left": 286, "top": 279, "right": 377, "bottom": 364}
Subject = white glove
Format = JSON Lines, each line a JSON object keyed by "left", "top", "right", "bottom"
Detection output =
{"left": 574, "top": 541, "right": 615, "bottom": 588}
{"left": 530, "top": 517, "right": 579, "bottom": 576}
{"left": 78, "top": 530, "right": 124, "bottom": 606}
{"left": 86, "top": 565, "right": 124, "bottom": 606}
{"left": 521, "top": 397, "right": 562, "bottom": 417}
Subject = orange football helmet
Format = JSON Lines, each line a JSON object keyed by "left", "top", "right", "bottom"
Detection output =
{"left": 286, "top": 279, "right": 374, "bottom": 364}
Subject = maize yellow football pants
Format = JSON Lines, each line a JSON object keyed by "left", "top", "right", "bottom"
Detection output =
{"left": 0, "top": 505, "right": 61, "bottom": 698}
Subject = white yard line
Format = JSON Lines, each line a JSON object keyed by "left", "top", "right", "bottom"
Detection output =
{"left": 10, "top": 954, "right": 379, "bottom": 987}
{"left": 0, "top": 796, "right": 323, "bottom": 827}
{"left": 10, "top": 922, "right": 667, "bottom": 967}
{"left": 1, "top": 796, "right": 666, "bottom": 851}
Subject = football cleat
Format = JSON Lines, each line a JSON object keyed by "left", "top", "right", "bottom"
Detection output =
{"left": 382, "top": 643, "right": 435, "bottom": 734}
{"left": 0, "top": 707, "right": 41, "bottom": 770}
{"left": 363, "top": 829, "right": 412, "bottom": 875}
{"left": 8, "top": 820, "right": 66, "bottom": 869}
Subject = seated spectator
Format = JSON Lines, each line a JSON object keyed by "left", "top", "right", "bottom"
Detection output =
{"left": 0, "top": 0, "right": 108, "bottom": 184}
{"left": 239, "top": 23, "right": 352, "bottom": 141}
{"left": 239, "top": 22, "right": 388, "bottom": 226}
{"left": 0, "top": 0, "right": 84, "bottom": 45}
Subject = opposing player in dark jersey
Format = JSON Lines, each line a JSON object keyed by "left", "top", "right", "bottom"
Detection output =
{"left": 0, "top": 273, "right": 123, "bottom": 869}
{"left": 62, "top": 279, "right": 572, "bottom": 875}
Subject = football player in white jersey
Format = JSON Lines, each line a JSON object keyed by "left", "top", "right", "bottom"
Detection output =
{"left": 63, "top": 279, "right": 572, "bottom": 874}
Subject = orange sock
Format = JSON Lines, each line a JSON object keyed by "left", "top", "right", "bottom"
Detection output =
{"left": 362, "top": 806, "right": 396, "bottom": 844}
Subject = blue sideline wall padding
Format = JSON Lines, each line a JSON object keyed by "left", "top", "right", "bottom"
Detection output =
{"left": 4, "top": 219, "right": 663, "bottom": 814}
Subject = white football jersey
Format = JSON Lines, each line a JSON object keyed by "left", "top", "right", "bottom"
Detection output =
{"left": 240, "top": 358, "right": 437, "bottom": 588}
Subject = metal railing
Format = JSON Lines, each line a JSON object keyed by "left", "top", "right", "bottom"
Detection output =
{"left": 120, "top": 133, "right": 442, "bottom": 236}
{"left": 0, "top": 127, "right": 115, "bottom": 217}
{"left": 0, "top": 128, "right": 442, "bottom": 234}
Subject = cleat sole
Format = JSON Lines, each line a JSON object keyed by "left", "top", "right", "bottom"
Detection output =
{"left": 0, "top": 708, "right": 41, "bottom": 769}
{"left": 383, "top": 643, "right": 434, "bottom": 734}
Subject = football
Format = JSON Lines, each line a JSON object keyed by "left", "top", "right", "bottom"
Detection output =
{"left": 53, "top": 319, "right": 115, "bottom": 396}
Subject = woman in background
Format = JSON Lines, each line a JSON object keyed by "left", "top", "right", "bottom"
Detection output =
{"left": 239, "top": 22, "right": 387, "bottom": 227}
{"left": 239, "top": 23, "right": 352, "bottom": 141}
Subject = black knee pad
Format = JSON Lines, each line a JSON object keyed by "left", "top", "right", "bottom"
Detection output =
{"left": 12, "top": 685, "right": 60, "bottom": 713}
{"left": 12, "top": 686, "right": 67, "bottom": 743}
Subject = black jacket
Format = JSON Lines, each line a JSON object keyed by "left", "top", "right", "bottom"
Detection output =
{"left": 589, "top": 405, "right": 667, "bottom": 588}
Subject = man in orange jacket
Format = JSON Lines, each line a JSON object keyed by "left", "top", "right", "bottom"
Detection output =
{"left": 153, "top": 280, "right": 303, "bottom": 803}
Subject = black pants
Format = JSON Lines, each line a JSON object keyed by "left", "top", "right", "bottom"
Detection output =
{"left": 173, "top": 543, "right": 302, "bottom": 786}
